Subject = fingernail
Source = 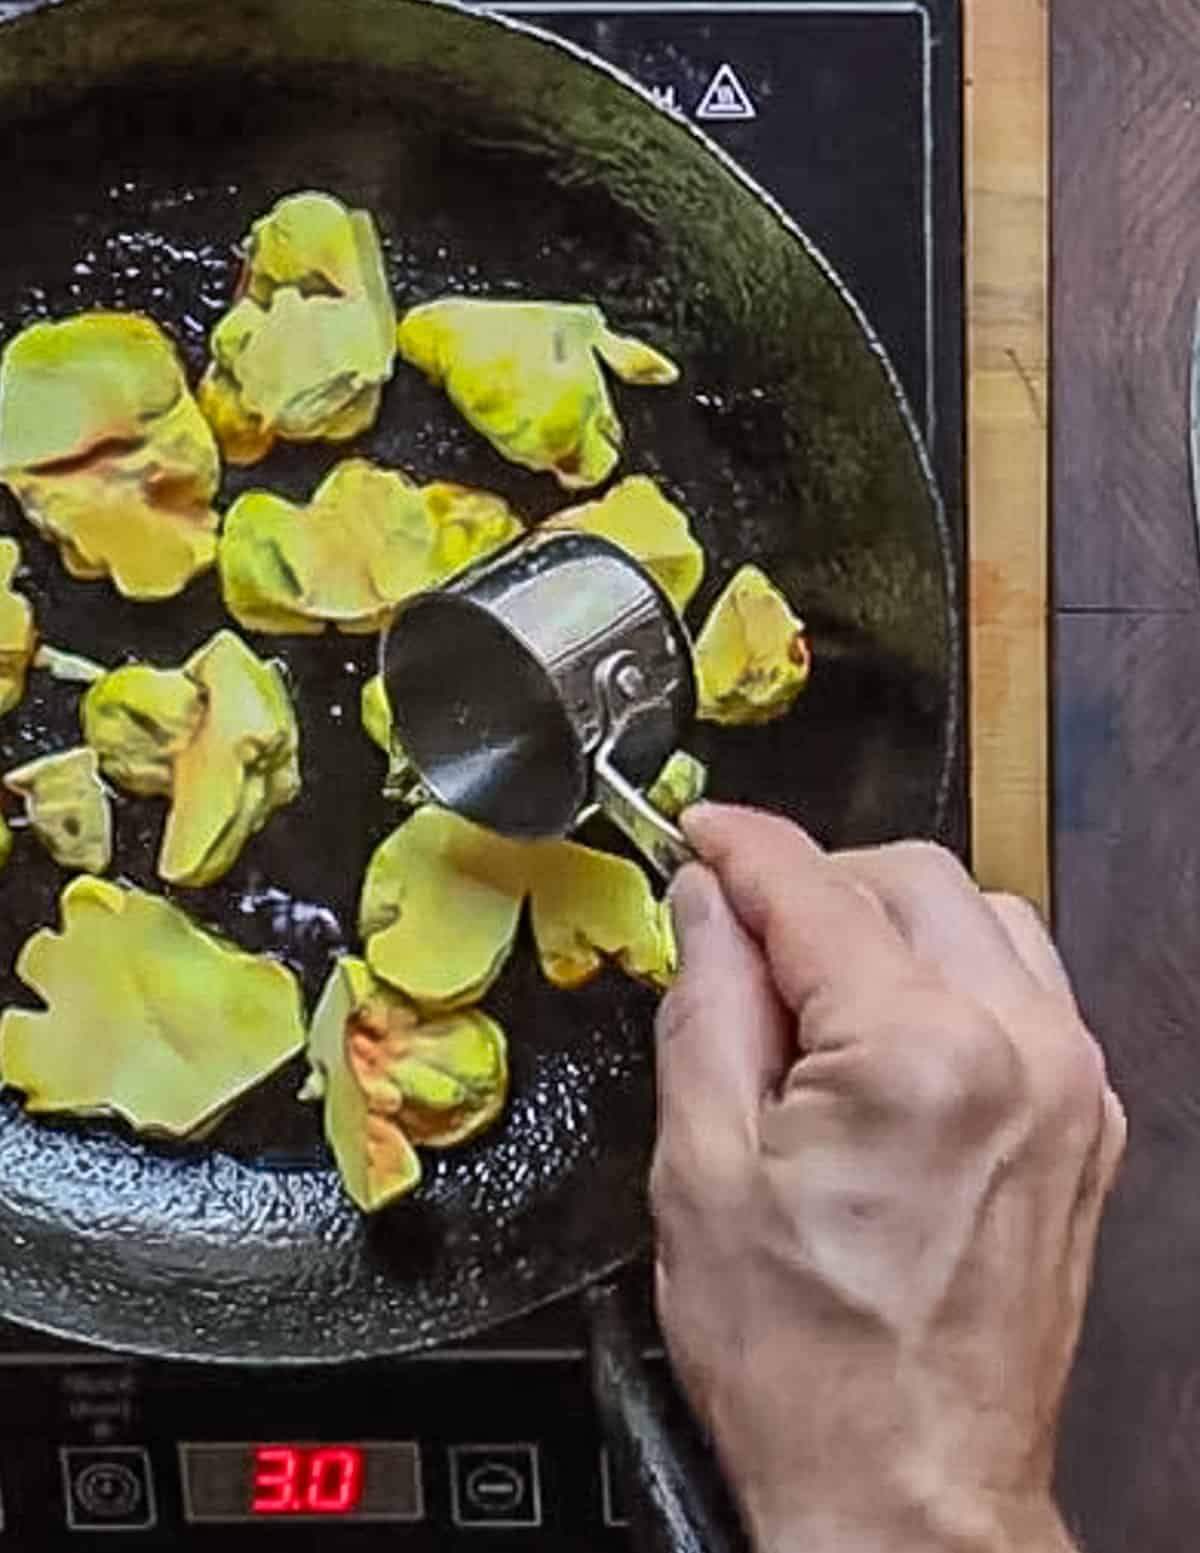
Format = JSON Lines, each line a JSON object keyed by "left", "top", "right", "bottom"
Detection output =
{"left": 668, "top": 865, "right": 714, "bottom": 956}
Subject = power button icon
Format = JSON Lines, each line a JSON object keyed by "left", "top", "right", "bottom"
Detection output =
{"left": 61, "top": 1447, "right": 157, "bottom": 1532}
{"left": 78, "top": 1462, "right": 141, "bottom": 1517}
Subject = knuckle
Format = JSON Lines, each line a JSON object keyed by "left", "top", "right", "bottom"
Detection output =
{"left": 647, "top": 1149, "right": 678, "bottom": 1218}
{"left": 885, "top": 839, "right": 970, "bottom": 890}
{"left": 648, "top": 1147, "right": 698, "bottom": 1234}
{"left": 990, "top": 891, "right": 1047, "bottom": 930}
{"left": 649, "top": 1140, "right": 737, "bottom": 1234}
{"left": 1039, "top": 1017, "right": 1109, "bottom": 1128}
{"left": 861, "top": 987, "right": 1021, "bottom": 1127}
{"left": 1102, "top": 1087, "right": 1129, "bottom": 1174}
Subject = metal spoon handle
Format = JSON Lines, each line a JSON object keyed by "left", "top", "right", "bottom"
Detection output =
{"left": 593, "top": 748, "right": 694, "bottom": 881}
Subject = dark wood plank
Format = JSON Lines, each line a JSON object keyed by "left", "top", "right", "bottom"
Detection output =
{"left": 1054, "top": 611, "right": 1200, "bottom": 1550}
{"left": 1054, "top": 0, "right": 1200, "bottom": 610}
{"left": 1053, "top": 12, "right": 1200, "bottom": 1533}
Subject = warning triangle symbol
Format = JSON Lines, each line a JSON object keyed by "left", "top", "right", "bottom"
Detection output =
{"left": 695, "top": 63, "right": 757, "bottom": 122}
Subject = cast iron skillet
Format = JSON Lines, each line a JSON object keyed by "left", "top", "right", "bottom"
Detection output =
{"left": 0, "top": 0, "right": 955, "bottom": 1381}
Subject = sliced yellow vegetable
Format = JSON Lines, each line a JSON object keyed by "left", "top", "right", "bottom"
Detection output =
{"left": 525, "top": 841, "right": 676, "bottom": 990}
{"left": 361, "top": 674, "right": 392, "bottom": 754}
{"left": 304, "top": 957, "right": 421, "bottom": 1212}
{"left": 397, "top": 299, "right": 678, "bottom": 489}
{"left": 548, "top": 475, "right": 704, "bottom": 611}
{"left": 360, "top": 806, "right": 676, "bottom": 1006}
{"left": 0, "top": 877, "right": 305, "bottom": 1136}
{"left": 695, "top": 564, "right": 811, "bottom": 725}
{"left": 5, "top": 747, "right": 112, "bottom": 874}
{"left": 305, "top": 957, "right": 508, "bottom": 1212}
{"left": 198, "top": 192, "right": 396, "bottom": 464}
{"left": 351, "top": 999, "right": 506, "bottom": 1149}
{"left": 646, "top": 750, "right": 708, "bottom": 821}
{"left": 81, "top": 664, "right": 206, "bottom": 797}
{"left": 360, "top": 809, "right": 525, "bottom": 1010}
{"left": 160, "top": 631, "right": 300, "bottom": 888}
{"left": 0, "top": 313, "right": 220, "bottom": 599}
{"left": 35, "top": 644, "right": 105, "bottom": 685}
{"left": 219, "top": 458, "right": 522, "bottom": 635}
{"left": 0, "top": 538, "right": 35, "bottom": 717}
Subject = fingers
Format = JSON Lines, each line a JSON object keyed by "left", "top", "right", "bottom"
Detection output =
{"left": 681, "top": 805, "right": 913, "bottom": 1029}
{"left": 835, "top": 843, "right": 1040, "bottom": 1019}
{"left": 655, "top": 863, "right": 791, "bottom": 1160}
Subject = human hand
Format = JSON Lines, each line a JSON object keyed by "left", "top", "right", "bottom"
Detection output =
{"left": 651, "top": 806, "right": 1126, "bottom": 1553}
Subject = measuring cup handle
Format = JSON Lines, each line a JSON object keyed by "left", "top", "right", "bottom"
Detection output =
{"left": 594, "top": 751, "right": 695, "bottom": 881}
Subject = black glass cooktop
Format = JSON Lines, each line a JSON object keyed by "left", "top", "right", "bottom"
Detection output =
{"left": 505, "top": 0, "right": 963, "bottom": 514}
{"left": 0, "top": 3, "right": 962, "bottom": 1549}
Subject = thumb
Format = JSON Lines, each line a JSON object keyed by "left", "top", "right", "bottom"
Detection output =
{"left": 656, "top": 864, "right": 791, "bottom": 1161}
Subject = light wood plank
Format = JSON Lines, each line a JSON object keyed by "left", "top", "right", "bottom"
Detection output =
{"left": 964, "top": 0, "right": 1050, "bottom": 911}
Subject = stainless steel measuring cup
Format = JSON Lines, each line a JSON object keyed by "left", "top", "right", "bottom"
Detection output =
{"left": 379, "top": 529, "right": 696, "bottom": 878}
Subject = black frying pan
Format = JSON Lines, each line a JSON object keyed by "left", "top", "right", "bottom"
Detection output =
{"left": 0, "top": 0, "right": 956, "bottom": 1383}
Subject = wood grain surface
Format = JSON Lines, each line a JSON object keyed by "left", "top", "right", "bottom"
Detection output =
{"left": 1054, "top": 5, "right": 1200, "bottom": 1549}
{"left": 1055, "top": 2, "right": 1200, "bottom": 610}
{"left": 965, "top": 0, "right": 1050, "bottom": 909}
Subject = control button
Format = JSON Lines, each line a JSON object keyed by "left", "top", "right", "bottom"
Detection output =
{"left": 600, "top": 1448, "right": 630, "bottom": 1528}
{"left": 61, "top": 1447, "right": 157, "bottom": 1532}
{"left": 449, "top": 1444, "right": 542, "bottom": 1528}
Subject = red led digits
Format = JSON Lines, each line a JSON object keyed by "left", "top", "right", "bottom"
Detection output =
{"left": 251, "top": 1447, "right": 301, "bottom": 1514}
{"left": 251, "top": 1446, "right": 365, "bottom": 1516}
{"left": 306, "top": 1448, "right": 363, "bottom": 1512}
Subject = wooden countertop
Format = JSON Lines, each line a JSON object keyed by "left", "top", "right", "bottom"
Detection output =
{"left": 1053, "top": 2, "right": 1199, "bottom": 1548}
{"left": 966, "top": 0, "right": 1049, "bottom": 912}
{"left": 970, "top": 1, "right": 1200, "bottom": 1544}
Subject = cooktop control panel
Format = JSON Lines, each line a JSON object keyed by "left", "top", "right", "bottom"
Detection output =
{"left": 0, "top": 1355, "right": 647, "bottom": 1549}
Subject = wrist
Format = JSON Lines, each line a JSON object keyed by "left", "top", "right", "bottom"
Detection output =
{"left": 744, "top": 1492, "right": 1077, "bottom": 1553}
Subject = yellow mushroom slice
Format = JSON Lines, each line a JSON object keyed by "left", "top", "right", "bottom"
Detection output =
{"left": 351, "top": 1000, "right": 507, "bottom": 1149}
{"left": 0, "top": 813, "right": 11, "bottom": 870}
{"left": 526, "top": 840, "right": 676, "bottom": 991}
{"left": 695, "top": 564, "right": 812, "bottom": 725}
{"left": 547, "top": 475, "right": 705, "bottom": 611}
{"left": 359, "top": 673, "right": 424, "bottom": 805}
{"left": 35, "top": 644, "right": 105, "bottom": 685}
{"left": 81, "top": 664, "right": 206, "bottom": 797}
{"left": 381, "top": 479, "right": 524, "bottom": 594}
{"left": 0, "top": 313, "right": 220, "bottom": 599}
{"left": 646, "top": 751, "right": 708, "bottom": 821}
{"left": 304, "top": 957, "right": 422, "bottom": 1212}
{"left": 360, "top": 807, "right": 526, "bottom": 1011}
{"left": 397, "top": 299, "right": 678, "bottom": 490}
{"left": 218, "top": 458, "right": 522, "bottom": 635}
{"left": 159, "top": 630, "right": 300, "bottom": 888}
{"left": 0, "top": 877, "right": 305, "bottom": 1136}
{"left": 361, "top": 673, "right": 392, "bottom": 755}
{"left": 5, "top": 747, "right": 112, "bottom": 874}
{"left": 305, "top": 958, "right": 508, "bottom": 1213}
{"left": 198, "top": 192, "right": 396, "bottom": 464}
{"left": 360, "top": 805, "right": 675, "bottom": 1005}
{"left": 0, "top": 538, "right": 35, "bottom": 717}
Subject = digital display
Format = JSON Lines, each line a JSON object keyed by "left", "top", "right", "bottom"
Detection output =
{"left": 251, "top": 1447, "right": 363, "bottom": 1515}
{"left": 179, "top": 1442, "right": 424, "bottom": 1524}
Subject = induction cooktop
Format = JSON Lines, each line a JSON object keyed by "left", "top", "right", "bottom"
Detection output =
{"left": 0, "top": 4, "right": 962, "bottom": 1549}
